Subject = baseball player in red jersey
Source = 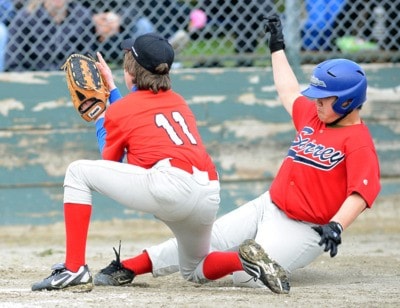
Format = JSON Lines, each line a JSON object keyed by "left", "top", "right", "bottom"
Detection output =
{"left": 31, "top": 33, "right": 290, "bottom": 293}
{"left": 90, "top": 16, "right": 381, "bottom": 289}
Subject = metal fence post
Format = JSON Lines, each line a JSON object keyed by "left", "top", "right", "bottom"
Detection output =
{"left": 284, "top": 0, "right": 304, "bottom": 78}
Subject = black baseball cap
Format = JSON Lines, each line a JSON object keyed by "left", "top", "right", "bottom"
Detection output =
{"left": 121, "top": 33, "right": 174, "bottom": 74}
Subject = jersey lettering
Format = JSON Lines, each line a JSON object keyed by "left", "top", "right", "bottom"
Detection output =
{"left": 155, "top": 112, "right": 197, "bottom": 145}
{"left": 287, "top": 126, "right": 345, "bottom": 170}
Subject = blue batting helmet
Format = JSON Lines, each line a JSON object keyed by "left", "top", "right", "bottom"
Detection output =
{"left": 301, "top": 59, "right": 367, "bottom": 115}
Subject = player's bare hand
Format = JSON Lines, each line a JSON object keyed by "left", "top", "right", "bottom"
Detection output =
{"left": 262, "top": 14, "right": 285, "bottom": 53}
{"left": 96, "top": 52, "right": 116, "bottom": 90}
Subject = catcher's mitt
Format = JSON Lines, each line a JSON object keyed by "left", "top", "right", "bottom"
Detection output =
{"left": 62, "top": 53, "right": 110, "bottom": 122}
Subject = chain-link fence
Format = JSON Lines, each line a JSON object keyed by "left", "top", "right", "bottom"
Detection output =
{"left": 1, "top": 0, "right": 399, "bottom": 71}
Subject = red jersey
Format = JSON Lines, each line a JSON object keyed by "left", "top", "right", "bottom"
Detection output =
{"left": 269, "top": 96, "right": 381, "bottom": 224}
{"left": 102, "top": 89, "right": 216, "bottom": 175}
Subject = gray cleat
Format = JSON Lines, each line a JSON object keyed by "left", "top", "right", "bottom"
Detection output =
{"left": 239, "top": 239, "right": 290, "bottom": 294}
{"left": 31, "top": 263, "right": 93, "bottom": 292}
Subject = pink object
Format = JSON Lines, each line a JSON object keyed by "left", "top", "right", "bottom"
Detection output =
{"left": 189, "top": 9, "right": 207, "bottom": 31}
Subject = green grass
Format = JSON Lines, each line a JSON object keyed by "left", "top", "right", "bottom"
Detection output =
{"left": 176, "top": 37, "right": 271, "bottom": 68}
{"left": 181, "top": 39, "right": 235, "bottom": 56}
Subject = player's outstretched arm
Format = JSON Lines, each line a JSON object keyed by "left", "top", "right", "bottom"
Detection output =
{"left": 264, "top": 14, "right": 301, "bottom": 117}
{"left": 312, "top": 194, "right": 367, "bottom": 258}
{"left": 330, "top": 193, "right": 367, "bottom": 230}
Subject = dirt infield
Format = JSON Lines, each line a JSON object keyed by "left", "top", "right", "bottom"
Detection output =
{"left": 0, "top": 196, "right": 399, "bottom": 307}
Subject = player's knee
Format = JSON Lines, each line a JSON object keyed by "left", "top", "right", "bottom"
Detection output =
{"left": 180, "top": 268, "right": 194, "bottom": 282}
{"left": 64, "top": 160, "right": 90, "bottom": 187}
{"left": 65, "top": 160, "right": 81, "bottom": 180}
{"left": 180, "top": 265, "right": 209, "bottom": 284}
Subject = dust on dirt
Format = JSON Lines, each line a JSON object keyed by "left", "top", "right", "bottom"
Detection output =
{"left": 0, "top": 196, "right": 399, "bottom": 307}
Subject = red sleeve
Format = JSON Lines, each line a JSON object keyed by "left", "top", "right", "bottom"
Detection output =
{"left": 346, "top": 146, "right": 381, "bottom": 208}
{"left": 102, "top": 115, "right": 126, "bottom": 161}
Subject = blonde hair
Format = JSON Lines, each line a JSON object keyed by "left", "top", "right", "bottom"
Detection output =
{"left": 123, "top": 52, "right": 171, "bottom": 94}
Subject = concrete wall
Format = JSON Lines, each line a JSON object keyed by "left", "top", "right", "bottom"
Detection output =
{"left": 1, "top": 64, "right": 399, "bottom": 225}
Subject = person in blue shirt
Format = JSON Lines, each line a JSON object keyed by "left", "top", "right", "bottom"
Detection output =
{"left": 0, "top": 0, "right": 15, "bottom": 71}
{"left": 5, "top": 0, "right": 93, "bottom": 71}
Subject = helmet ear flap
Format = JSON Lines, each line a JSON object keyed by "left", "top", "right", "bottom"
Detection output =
{"left": 338, "top": 99, "right": 352, "bottom": 111}
{"left": 332, "top": 99, "right": 352, "bottom": 116}
{"left": 341, "top": 100, "right": 351, "bottom": 108}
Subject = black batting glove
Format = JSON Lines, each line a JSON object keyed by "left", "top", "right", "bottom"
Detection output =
{"left": 262, "top": 14, "right": 285, "bottom": 53}
{"left": 312, "top": 221, "right": 343, "bottom": 258}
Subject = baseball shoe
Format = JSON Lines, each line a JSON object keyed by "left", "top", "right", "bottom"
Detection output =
{"left": 94, "top": 242, "right": 135, "bottom": 286}
{"left": 31, "top": 263, "right": 93, "bottom": 292}
{"left": 239, "top": 239, "right": 290, "bottom": 294}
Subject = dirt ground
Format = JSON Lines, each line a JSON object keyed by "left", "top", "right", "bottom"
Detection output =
{"left": 0, "top": 196, "right": 399, "bottom": 308}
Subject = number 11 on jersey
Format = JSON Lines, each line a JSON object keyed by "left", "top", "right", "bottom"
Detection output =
{"left": 155, "top": 112, "right": 197, "bottom": 145}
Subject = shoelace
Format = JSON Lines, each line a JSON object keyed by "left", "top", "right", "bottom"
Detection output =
{"left": 100, "top": 240, "right": 123, "bottom": 274}
{"left": 243, "top": 276, "right": 259, "bottom": 283}
{"left": 44, "top": 266, "right": 66, "bottom": 280}
{"left": 241, "top": 259, "right": 261, "bottom": 282}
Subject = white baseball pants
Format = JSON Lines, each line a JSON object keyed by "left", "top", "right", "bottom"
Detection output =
{"left": 147, "top": 191, "right": 325, "bottom": 286}
{"left": 63, "top": 158, "right": 220, "bottom": 281}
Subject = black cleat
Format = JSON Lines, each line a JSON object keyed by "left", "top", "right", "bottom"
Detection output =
{"left": 94, "top": 241, "right": 135, "bottom": 286}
